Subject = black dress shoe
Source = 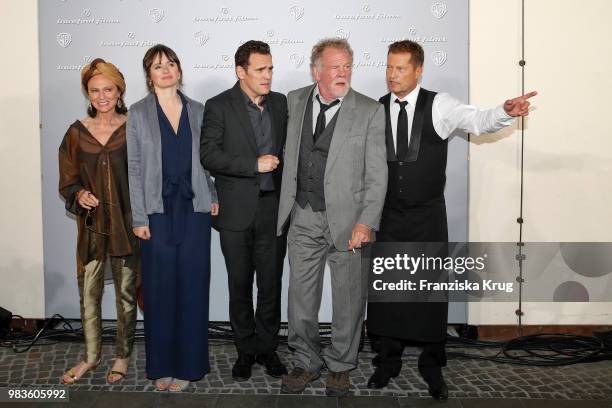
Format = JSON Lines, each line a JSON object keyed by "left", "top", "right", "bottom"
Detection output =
{"left": 256, "top": 351, "right": 288, "bottom": 378}
{"left": 419, "top": 368, "right": 448, "bottom": 401}
{"left": 232, "top": 353, "right": 255, "bottom": 382}
{"left": 428, "top": 376, "right": 448, "bottom": 400}
{"left": 367, "top": 367, "right": 398, "bottom": 389}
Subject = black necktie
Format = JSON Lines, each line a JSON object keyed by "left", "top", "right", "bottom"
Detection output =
{"left": 314, "top": 95, "right": 340, "bottom": 142}
{"left": 395, "top": 99, "right": 409, "bottom": 160}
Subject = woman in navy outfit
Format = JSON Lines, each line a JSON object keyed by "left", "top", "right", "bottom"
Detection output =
{"left": 126, "top": 44, "right": 218, "bottom": 392}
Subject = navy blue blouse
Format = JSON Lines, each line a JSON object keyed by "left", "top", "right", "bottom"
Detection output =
{"left": 156, "top": 92, "right": 194, "bottom": 244}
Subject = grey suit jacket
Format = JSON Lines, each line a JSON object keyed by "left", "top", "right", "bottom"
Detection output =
{"left": 127, "top": 92, "right": 217, "bottom": 227}
{"left": 277, "top": 85, "right": 387, "bottom": 250}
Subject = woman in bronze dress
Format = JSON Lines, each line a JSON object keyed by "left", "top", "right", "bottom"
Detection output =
{"left": 58, "top": 59, "right": 138, "bottom": 384}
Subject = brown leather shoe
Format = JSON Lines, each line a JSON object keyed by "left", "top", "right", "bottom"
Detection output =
{"left": 281, "top": 367, "right": 320, "bottom": 394}
{"left": 325, "top": 370, "right": 351, "bottom": 397}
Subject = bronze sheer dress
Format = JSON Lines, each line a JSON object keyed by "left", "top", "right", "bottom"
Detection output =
{"left": 58, "top": 120, "right": 139, "bottom": 364}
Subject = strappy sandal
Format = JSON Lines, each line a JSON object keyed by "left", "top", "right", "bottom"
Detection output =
{"left": 154, "top": 377, "right": 173, "bottom": 391}
{"left": 106, "top": 358, "right": 129, "bottom": 384}
{"left": 106, "top": 369, "right": 126, "bottom": 384}
{"left": 60, "top": 361, "right": 99, "bottom": 384}
{"left": 168, "top": 378, "right": 190, "bottom": 392}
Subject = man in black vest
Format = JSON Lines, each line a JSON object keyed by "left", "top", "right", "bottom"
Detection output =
{"left": 201, "top": 41, "right": 287, "bottom": 381}
{"left": 366, "top": 40, "right": 536, "bottom": 399}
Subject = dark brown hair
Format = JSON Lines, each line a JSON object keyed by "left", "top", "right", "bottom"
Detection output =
{"left": 81, "top": 58, "right": 128, "bottom": 118}
{"left": 235, "top": 40, "right": 271, "bottom": 70}
{"left": 388, "top": 40, "right": 425, "bottom": 67}
{"left": 142, "top": 44, "right": 183, "bottom": 91}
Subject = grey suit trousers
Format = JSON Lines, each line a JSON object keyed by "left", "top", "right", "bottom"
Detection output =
{"left": 287, "top": 203, "right": 368, "bottom": 373}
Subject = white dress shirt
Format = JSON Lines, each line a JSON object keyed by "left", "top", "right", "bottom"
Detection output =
{"left": 312, "top": 85, "right": 344, "bottom": 130}
{"left": 390, "top": 85, "right": 515, "bottom": 149}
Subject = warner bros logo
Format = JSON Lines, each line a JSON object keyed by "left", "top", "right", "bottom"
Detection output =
{"left": 335, "top": 28, "right": 350, "bottom": 40}
{"left": 432, "top": 51, "right": 447, "bottom": 67}
{"left": 431, "top": 2, "right": 448, "bottom": 19}
{"left": 57, "top": 32, "right": 72, "bottom": 48}
{"left": 149, "top": 8, "right": 165, "bottom": 23}
{"left": 290, "top": 53, "right": 304, "bottom": 68}
{"left": 194, "top": 31, "right": 210, "bottom": 46}
{"left": 288, "top": 5, "right": 304, "bottom": 21}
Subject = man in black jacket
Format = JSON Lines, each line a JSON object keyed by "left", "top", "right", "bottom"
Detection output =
{"left": 201, "top": 40, "right": 287, "bottom": 381}
{"left": 367, "top": 40, "right": 536, "bottom": 399}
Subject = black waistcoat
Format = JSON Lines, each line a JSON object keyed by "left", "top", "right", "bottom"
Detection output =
{"left": 368, "top": 89, "right": 449, "bottom": 343}
{"left": 382, "top": 88, "right": 447, "bottom": 209}
{"left": 296, "top": 92, "right": 340, "bottom": 212}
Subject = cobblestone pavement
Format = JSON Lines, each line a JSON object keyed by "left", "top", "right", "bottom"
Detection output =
{"left": 1, "top": 339, "right": 611, "bottom": 401}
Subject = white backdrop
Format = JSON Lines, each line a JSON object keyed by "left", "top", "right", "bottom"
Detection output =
{"left": 39, "top": 0, "right": 469, "bottom": 321}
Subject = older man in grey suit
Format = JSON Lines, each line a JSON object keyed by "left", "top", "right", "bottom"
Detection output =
{"left": 277, "top": 38, "right": 387, "bottom": 397}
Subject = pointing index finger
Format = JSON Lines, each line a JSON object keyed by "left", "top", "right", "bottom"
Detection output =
{"left": 522, "top": 90, "right": 538, "bottom": 100}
